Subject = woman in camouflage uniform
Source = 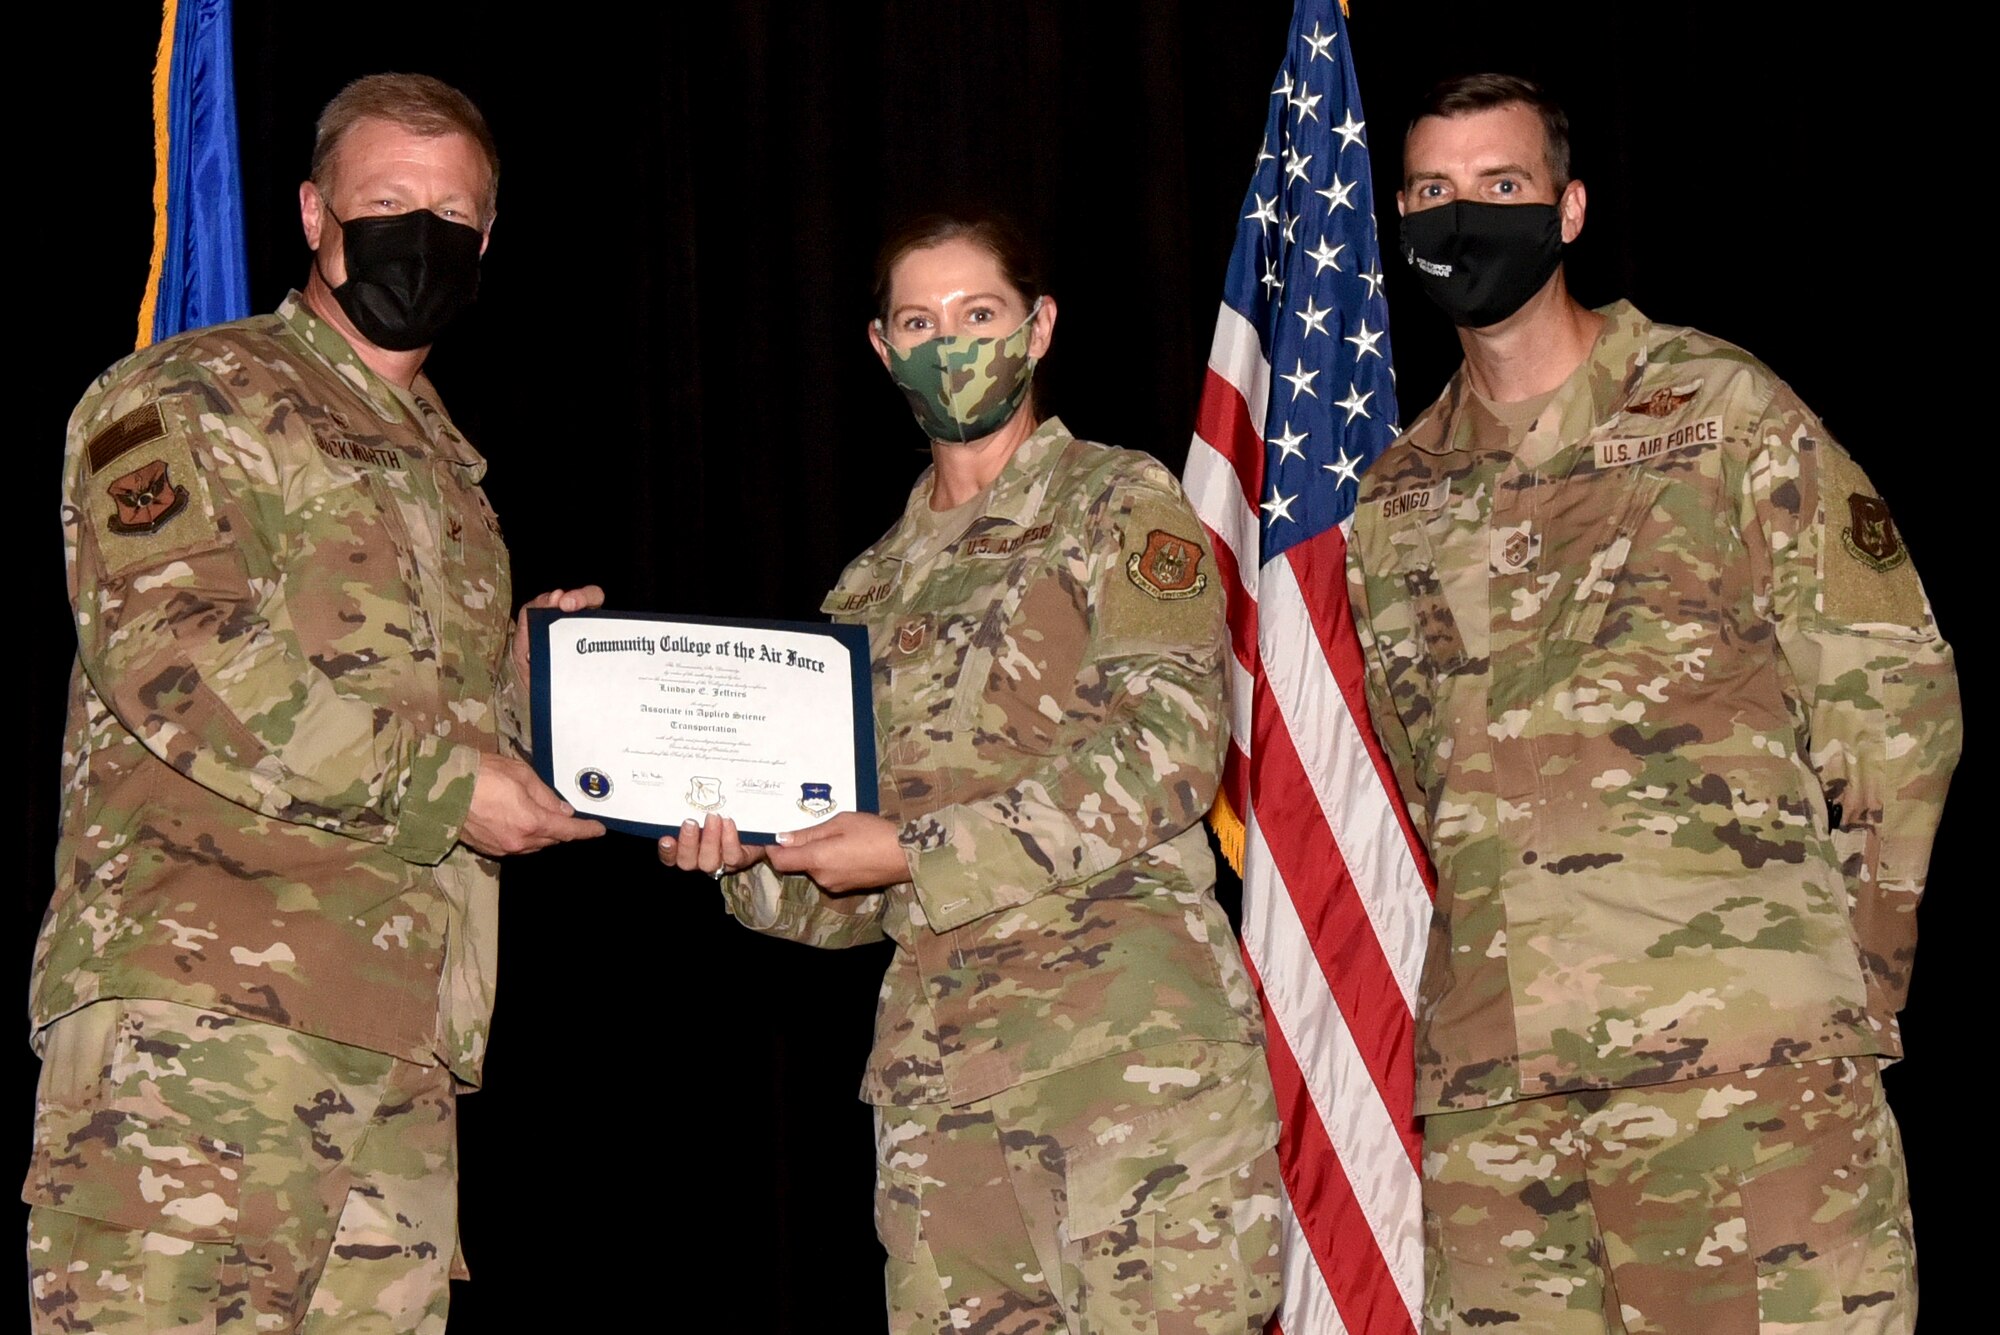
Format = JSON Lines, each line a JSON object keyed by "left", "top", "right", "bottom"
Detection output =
{"left": 661, "top": 214, "right": 1282, "bottom": 1334}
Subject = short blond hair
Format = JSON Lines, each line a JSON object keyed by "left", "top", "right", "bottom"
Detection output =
{"left": 310, "top": 73, "right": 500, "bottom": 219}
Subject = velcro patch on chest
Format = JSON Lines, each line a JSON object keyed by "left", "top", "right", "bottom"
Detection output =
{"left": 1489, "top": 522, "right": 1541, "bottom": 575}
{"left": 823, "top": 573, "right": 898, "bottom": 615}
{"left": 895, "top": 613, "right": 931, "bottom": 655}
{"left": 1621, "top": 381, "right": 1703, "bottom": 419}
{"left": 1591, "top": 416, "right": 1721, "bottom": 469}
{"left": 1378, "top": 479, "right": 1448, "bottom": 521}
{"left": 961, "top": 521, "right": 1052, "bottom": 559}
{"left": 311, "top": 430, "right": 407, "bottom": 472}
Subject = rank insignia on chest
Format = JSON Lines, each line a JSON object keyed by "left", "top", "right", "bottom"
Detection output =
{"left": 105, "top": 458, "right": 190, "bottom": 536}
{"left": 1490, "top": 522, "right": 1540, "bottom": 575}
{"left": 896, "top": 615, "right": 931, "bottom": 655}
{"left": 1126, "top": 529, "right": 1209, "bottom": 600}
{"left": 1841, "top": 492, "right": 1907, "bottom": 571}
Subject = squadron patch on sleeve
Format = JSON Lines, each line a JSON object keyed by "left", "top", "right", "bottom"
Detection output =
{"left": 104, "top": 458, "right": 189, "bottom": 535}
{"left": 1840, "top": 493, "right": 1907, "bottom": 573}
{"left": 81, "top": 403, "right": 221, "bottom": 574}
{"left": 1125, "top": 529, "right": 1209, "bottom": 601}
{"left": 1818, "top": 443, "right": 1927, "bottom": 630}
{"left": 1100, "top": 496, "right": 1224, "bottom": 655}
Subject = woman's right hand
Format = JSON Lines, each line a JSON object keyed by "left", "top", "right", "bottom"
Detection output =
{"left": 658, "top": 814, "right": 769, "bottom": 879}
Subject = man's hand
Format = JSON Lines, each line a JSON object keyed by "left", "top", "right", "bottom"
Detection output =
{"left": 765, "top": 812, "right": 908, "bottom": 893}
{"left": 460, "top": 753, "right": 606, "bottom": 856}
{"left": 511, "top": 585, "right": 607, "bottom": 681}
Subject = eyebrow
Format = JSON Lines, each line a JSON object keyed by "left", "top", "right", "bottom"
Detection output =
{"left": 891, "top": 292, "right": 1012, "bottom": 318}
{"left": 1405, "top": 162, "right": 1540, "bottom": 189}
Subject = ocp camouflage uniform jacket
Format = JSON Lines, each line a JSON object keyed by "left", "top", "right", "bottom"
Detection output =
{"left": 35, "top": 293, "right": 515, "bottom": 1085}
{"left": 723, "top": 418, "right": 1264, "bottom": 1106}
{"left": 1347, "top": 302, "right": 1960, "bottom": 1116}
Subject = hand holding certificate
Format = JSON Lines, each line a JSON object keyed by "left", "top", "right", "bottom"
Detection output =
{"left": 528, "top": 610, "right": 878, "bottom": 841}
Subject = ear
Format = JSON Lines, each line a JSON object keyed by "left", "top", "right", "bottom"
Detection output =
{"left": 1394, "top": 189, "right": 1407, "bottom": 217}
{"left": 479, "top": 216, "right": 495, "bottom": 258}
{"left": 1559, "top": 178, "right": 1587, "bottom": 244}
{"left": 300, "top": 181, "right": 326, "bottom": 249}
{"left": 1027, "top": 295, "right": 1058, "bottom": 360}
{"left": 867, "top": 320, "right": 891, "bottom": 371}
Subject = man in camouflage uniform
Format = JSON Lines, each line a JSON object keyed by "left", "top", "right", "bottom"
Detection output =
{"left": 26, "top": 74, "right": 604, "bottom": 1333}
{"left": 1346, "top": 75, "right": 1959, "bottom": 1332}
{"left": 672, "top": 402, "right": 1281, "bottom": 1332}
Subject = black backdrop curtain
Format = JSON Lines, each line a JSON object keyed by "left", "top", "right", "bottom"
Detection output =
{"left": 16, "top": 4, "right": 1975, "bottom": 1329}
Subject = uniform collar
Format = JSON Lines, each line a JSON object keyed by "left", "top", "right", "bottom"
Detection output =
{"left": 276, "top": 291, "right": 486, "bottom": 473}
{"left": 880, "top": 416, "right": 1073, "bottom": 563}
{"left": 1420, "top": 300, "right": 1653, "bottom": 459}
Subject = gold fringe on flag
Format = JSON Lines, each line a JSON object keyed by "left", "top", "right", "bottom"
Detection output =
{"left": 1208, "top": 788, "right": 1246, "bottom": 877}
{"left": 136, "top": 0, "right": 180, "bottom": 351}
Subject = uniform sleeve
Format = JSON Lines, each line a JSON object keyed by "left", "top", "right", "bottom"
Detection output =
{"left": 718, "top": 865, "right": 888, "bottom": 949}
{"left": 901, "top": 467, "right": 1226, "bottom": 933}
{"left": 494, "top": 627, "right": 532, "bottom": 759}
{"left": 1747, "top": 383, "right": 1961, "bottom": 1018}
{"left": 67, "top": 374, "right": 481, "bottom": 865}
{"left": 1345, "top": 528, "right": 1430, "bottom": 840}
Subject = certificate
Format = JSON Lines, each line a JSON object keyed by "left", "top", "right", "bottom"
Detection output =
{"left": 528, "top": 609, "right": 877, "bottom": 841}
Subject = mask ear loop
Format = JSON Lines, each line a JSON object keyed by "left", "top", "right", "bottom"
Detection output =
{"left": 311, "top": 205, "right": 348, "bottom": 295}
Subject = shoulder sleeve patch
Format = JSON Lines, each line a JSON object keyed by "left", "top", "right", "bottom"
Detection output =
{"left": 82, "top": 413, "right": 222, "bottom": 576}
{"left": 1817, "top": 442, "right": 1929, "bottom": 632}
{"left": 86, "top": 401, "right": 167, "bottom": 475}
{"left": 1125, "top": 529, "right": 1209, "bottom": 600}
{"left": 1099, "top": 495, "right": 1223, "bottom": 654}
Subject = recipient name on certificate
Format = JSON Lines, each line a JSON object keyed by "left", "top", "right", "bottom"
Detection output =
{"left": 528, "top": 609, "right": 877, "bottom": 842}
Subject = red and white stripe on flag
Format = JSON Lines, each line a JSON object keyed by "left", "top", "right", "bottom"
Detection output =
{"left": 1186, "top": 305, "right": 1434, "bottom": 1333}
{"left": 1182, "top": 5, "right": 1434, "bottom": 1328}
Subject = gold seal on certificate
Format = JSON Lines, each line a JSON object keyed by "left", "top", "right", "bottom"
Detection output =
{"left": 527, "top": 610, "right": 878, "bottom": 840}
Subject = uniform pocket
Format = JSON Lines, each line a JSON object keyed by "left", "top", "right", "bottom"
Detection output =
{"left": 1384, "top": 512, "right": 1469, "bottom": 679}
{"left": 873, "top": 1161, "right": 924, "bottom": 1264}
{"left": 1738, "top": 1064, "right": 1911, "bottom": 1329}
{"left": 23, "top": 1003, "right": 244, "bottom": 1244}
{"left": 1062, "top": 1050, "right": 1280, "bottom": 1241}
{"left": 25, "top": 1104, "right": 244, "bottom": 1244}
{"left": 1553, "top": 470, "right": 1668, "bottom": 646}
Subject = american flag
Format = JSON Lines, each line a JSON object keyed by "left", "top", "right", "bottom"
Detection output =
{"left": 1180, "top": 3, "right": 1432, "bottom": 1331}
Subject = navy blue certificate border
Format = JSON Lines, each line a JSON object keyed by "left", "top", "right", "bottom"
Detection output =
{"left": 528, "top": 608, "right": 878, "bottom": 842}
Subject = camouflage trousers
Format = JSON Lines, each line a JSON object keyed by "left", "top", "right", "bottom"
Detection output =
{"left": 873, "top": 1040, "right": 1282, "bottom": 1335}
{"left": 1421, "top": 1056, "right": 1914, "bottom": 1333}
{"left": 23, "top": 999, "right": 460, "bottom": 1334}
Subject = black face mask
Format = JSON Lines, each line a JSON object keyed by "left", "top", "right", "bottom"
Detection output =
{"left": 321, "top": 209, "right": 483, "bottom": 351}
{"left": 1399, "top": 201, "right": 1564, "bottom": 328}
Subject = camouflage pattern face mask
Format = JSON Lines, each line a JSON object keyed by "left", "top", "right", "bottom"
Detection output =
{"left": 879, "top": 299, "right": 1042, "bottom": 444}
